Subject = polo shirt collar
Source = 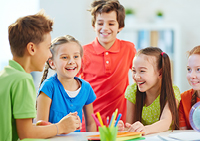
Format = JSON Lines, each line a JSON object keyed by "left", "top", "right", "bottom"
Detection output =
{"left": 9, "top": 60, "right": 26, "bottom": 72}
{"left": 92, "top": 37, "right": 120, "bottom": 54}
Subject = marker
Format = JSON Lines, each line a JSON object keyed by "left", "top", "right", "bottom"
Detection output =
{"left": 114, "top": 113, "right": 122, "bottom": 127}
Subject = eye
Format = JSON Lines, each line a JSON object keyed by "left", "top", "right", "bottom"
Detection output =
{"left": 141, "top": 70, "right": 145, "bottom": 73}
{"left": 109, "top": 23, "right": 114, "bottom": 26}
{"left": 62, "top": 56, "right": 67, "bottom": 59}
{"left": 187, "top": 68, "right": 191, "bottom": 72}
{"left": 74, "top": 55, "right": 80, "bottom": 59}
{"left": 132, "top": 69, "right": 136, "bottom": 73}
{"left": 97, "top": 23, "right": 103, "bottom": 26}
{"left": 197, "top": 68, "right": 200, "bottom": 72}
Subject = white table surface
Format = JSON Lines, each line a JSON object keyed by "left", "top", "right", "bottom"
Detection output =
{"left": 48, "top": 130, "right": 199, "bottom": 141}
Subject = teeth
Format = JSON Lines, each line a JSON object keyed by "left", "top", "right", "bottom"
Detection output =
{"left": 102, "top": 33, "right": 109, "bottom": 35}
{"left": 138, "top": 82, "right": 144, "bottom": 84}
{"left": 66, "top": 67, "right": 76, "bottom": 70}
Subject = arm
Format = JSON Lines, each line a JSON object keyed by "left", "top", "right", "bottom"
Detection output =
{"left": 126, "top": 100, "right": 135, "bottom": 124}
{"left": 178, "top": 100, "right": 187, "bottom": 130}
{"left": 83, "top": 103, "right": 97, "bottom": 132}
{"left": 117, "top": 100, "right": 135, "bottom": 131}
{"left": 126, "top": 100, "right": 179, "bottom": 135}
{"left": 36, "top": 92, "right": 51, "bottom": 122}
{"left": 16, "top": 113, "right": 81, "bottom": 139}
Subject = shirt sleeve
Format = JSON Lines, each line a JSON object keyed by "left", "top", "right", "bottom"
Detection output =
{"left": 173, "top": 85, "right": 181, "bottom": 102}
{"left": 38, "top": 79, "right": 54, "bottom": 99}
{"left": 125, "top": 83, "right": 137, "bottom": 104}
{"left": 85, "top": 83, "right": 96, "bottom": 105}
{"left": 178, "top": 99, "right": 187, "bottom": 127}
{"left": 12, "top": 78, "right": 36, "bottom": 119}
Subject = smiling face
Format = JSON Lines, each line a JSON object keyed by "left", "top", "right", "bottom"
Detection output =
{"left": 132, "top": 54, "right": 161, "bottom": 94}
{"left": 93, "top": 11, "right": 123, "bottom": 50}
{"left": 50, "top": 42, "right": 81, "bottom": 80}
{"left": 187, "top": 54, "right": 200, "bottom": 91}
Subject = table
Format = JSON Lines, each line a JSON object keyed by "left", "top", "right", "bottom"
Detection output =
{"left": 48, "top": 130, "right": 199, "bottom": 141}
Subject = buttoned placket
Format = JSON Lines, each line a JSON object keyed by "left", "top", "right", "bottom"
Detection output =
{"left": 104, "top": 52, "right": 111, "bottom": 73}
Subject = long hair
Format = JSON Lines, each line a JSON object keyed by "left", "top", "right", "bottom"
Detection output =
{"left": 134, "top": 47, "right": 179, "bottom": 130}
{"left": 39, "top": 35, "right": 83, "bottom": 87}
{"left": 187, "top": 45, "right": 200, "bottom": 107}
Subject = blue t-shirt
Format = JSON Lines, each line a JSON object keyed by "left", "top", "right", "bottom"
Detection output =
{"left": 38, "top": 74, "right": 96, "bottom": 132}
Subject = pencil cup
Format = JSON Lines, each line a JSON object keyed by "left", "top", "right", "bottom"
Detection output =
{"left": 98, "top": 126, "right": 118, "bottom": 141}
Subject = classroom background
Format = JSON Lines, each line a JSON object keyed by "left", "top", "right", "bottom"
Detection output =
{"left": 1, "top": 0, "right": 200, "bottom": 93}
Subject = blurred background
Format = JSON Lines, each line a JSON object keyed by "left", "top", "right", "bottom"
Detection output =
{"left": 1, "top": 0, "right": 200, "bottom": 93}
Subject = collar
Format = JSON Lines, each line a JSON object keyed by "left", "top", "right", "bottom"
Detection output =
{"left": 92, "top": 37, "right": 120, "bottom": 55}
{"left": 9, "top": 60, "right": 26, "bottom": 72}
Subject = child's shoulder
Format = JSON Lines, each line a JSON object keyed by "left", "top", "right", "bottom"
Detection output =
{"left": 181, "top": 89, "right": 194, "bottom": 98}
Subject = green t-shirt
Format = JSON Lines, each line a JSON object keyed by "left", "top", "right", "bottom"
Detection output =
{"left": 125, "top": 83, "right": 181, "bottom": 125}
{"left": 0, "top": 60, "right": 36, "bottom": 141}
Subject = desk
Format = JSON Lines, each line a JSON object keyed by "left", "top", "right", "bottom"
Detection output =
{"left": 48, "top": 130, "right": 198, "bottom": 141}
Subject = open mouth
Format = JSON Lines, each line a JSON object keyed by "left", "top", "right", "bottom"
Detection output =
{"left": 191, "top": 81, "right": 200, "bottom": 85}
{"left": 66, "top": 67, "right": 76, "bottom": 70}
{"left": 101, "top": 32, "right": 110, "bottom": 36}
{"left": 137, "top": 81, "right": 145, "bottom": 85}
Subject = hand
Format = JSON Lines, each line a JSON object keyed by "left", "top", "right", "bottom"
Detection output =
{"left": 126, "top": 121, "right": 146, "bottom": 134}
{"left": 117, "top": 120, "right": 125, "bottom": 131}
{"left": 57, "top": 112, "right": 82, "bottom": 134}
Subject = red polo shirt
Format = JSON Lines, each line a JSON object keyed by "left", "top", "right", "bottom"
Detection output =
{"left": 80, "top": 37, "right": 136, "bottom": 130}
{"left": 179, "top": 89, "right": 200, "bottom": 129}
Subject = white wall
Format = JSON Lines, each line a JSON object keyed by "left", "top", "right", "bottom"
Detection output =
{"left": 0, "top": 0, "right": 40, "bottom": 70}
{"left": 1, "top": 0, "right": 200, "bottom": 93}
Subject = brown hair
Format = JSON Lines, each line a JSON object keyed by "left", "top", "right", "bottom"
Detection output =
{"left": 39, "top": 35, "right": 83, "bottom": 87}
{"left": 134, "top": 47, "right": 179, "bottom": 130}
{"left": 187, "top": 45, "right": 200, "bottom": 107}
{"left": 89, "top": 0, "right": 125, "bottom": 28}
{"left": 8, "top": 10, "right": 53, "bottom": 57}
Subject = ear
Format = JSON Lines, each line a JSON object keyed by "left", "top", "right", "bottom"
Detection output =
{"left": 48, "top": 59, "right": 56, "bottom": 70}
{"left": 117, "top": 27, "right": 124, "bottom": 33}
{"left": 26, "top": 42, "right": 36, "bottom": 56}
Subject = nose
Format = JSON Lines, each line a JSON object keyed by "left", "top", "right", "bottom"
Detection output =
{"left": 68, "top": 58, "right": 75, "bottom": 64}
{"left": 190, "top": 70, "right": 196, "bottom": 79}
{"left": 133, "top": 72, "right": 140, "bottom": 80}
{"left": 102, "top": 23, "right": 109, "bottom": 30}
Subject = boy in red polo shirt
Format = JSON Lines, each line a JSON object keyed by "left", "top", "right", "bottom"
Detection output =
{"left": 79, "top": 0, "right": 136, "bottom": 131}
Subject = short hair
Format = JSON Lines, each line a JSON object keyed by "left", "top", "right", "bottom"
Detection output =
{"left": 89, "top": 0, "right": 125, "bottom": 28}
{"left": 8, "top": 10, "right": 54, "bottom": 57}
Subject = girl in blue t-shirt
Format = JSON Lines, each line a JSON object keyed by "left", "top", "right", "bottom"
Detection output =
{"left": 37, "top": 35, "right": 97, "bottom": 132}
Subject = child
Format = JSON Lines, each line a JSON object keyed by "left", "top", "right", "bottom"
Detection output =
{"left": 0, "top": 11, "right": 81, "bottom": 140}
{"left": 79, "top": 0, "right": 136, "bottom": 131}
{"left": 118, "top": 47, "right": 180, "bottom": 135}
{"left": 179, "top": 45, "right": 200, "bottom": 130}
{"left": 37, "top": 35, "right": 97, "bottom": 132}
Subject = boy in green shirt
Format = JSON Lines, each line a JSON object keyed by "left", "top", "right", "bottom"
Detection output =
{"left": 0, "top": 10, "right": 81, "bottom": 141}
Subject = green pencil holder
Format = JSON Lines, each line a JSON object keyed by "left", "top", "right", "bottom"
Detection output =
{"left": 98, "top": 126, "right": 118, "bottom": 141}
